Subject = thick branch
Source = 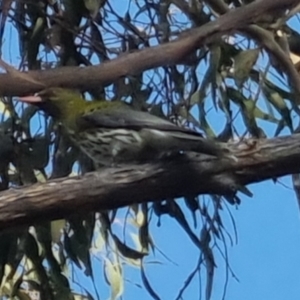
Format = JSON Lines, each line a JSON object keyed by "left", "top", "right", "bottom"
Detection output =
{"left": 0, "top": 133, "right": 300, "bottom": 230}
{"left": 0, "top": 0, "right": 297, "bottom": 96}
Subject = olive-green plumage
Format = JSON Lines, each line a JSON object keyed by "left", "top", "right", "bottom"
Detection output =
{"left": 19, "top": 88, "right": 228, "bottom": 167}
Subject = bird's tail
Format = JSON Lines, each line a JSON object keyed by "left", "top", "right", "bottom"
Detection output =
{"left": 142, "top": 129, "right": 231, "bottom": 158}
{"left": 168, "top": 131, "right": 228, "bottom": 158}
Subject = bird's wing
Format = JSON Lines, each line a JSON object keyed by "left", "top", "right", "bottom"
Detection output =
{"left": 78, "top": 106, "right": 203, "bottom": 137}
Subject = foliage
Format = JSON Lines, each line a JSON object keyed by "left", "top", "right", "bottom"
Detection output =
{"left": 0, "top": 0, "right": 299, "bottom": 299}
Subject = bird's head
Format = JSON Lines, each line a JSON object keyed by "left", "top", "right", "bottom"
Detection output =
{"left": 18, "top": 88, "right": 86, "bottom": 121}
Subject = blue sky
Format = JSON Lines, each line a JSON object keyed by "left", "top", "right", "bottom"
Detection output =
{"left": 222, "top": 178, "right": 300, "bottom": 300}
{"left": 1, "top": 1, "right": 300, "bottom": 300}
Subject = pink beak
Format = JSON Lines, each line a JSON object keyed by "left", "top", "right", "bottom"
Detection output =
{"left": 18, "top": 95, "right": 43, "bottom": 103}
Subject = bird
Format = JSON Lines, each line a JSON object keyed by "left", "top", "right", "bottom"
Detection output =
{"left": 18, "top": 88, "right": 230, "bottom": 167}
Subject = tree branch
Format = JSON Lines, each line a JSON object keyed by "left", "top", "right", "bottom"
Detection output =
{"left": 0, "top": 0, "right": 297, "bottom": 96}
{"left": 205, "top": 0, "right": 300, "bottom": 101}
{"left": 1, "top": 133, "right": 300, "bottom": 231}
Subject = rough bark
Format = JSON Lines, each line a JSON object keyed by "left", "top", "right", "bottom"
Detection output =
{"left": 0, "top": 0, "right": 297, "bottom": 96}
{"left": 0, "top": 133, "right": 300, "bottom": 231}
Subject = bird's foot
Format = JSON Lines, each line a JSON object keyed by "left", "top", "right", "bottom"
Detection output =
{"left": 158, "top": 151, "right": 185, "bottom": 162}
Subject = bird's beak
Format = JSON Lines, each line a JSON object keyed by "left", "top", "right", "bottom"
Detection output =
{"left": 18, "top": 94, "right": 43, "bottom": 103}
